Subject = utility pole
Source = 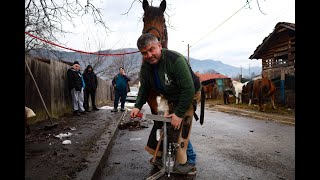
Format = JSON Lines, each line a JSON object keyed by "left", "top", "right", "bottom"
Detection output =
{"left": 187, "top": 44, "right": 190, "bottom": 64}
{"left": 240, "top": 65, "right": 242, "bottom": 82}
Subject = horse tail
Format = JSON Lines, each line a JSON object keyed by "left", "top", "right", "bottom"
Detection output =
{"left": 266, "top": 79, "right": 275, "bottom": 97}
{"left": 249, "top": 81, "right": 254, "bottom": 99}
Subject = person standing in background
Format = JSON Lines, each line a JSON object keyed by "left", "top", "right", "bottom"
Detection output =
{"left": 67, "top": 61, "right": 86, "bottom": 116}
{"left": 83, "top": 65, "right": 99, "bottom": 112}
{"left": 111, "top": 67, "right": 131, "bottom": 112}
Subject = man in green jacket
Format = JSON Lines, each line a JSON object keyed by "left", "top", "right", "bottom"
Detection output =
{"left": 131, "top": 33, "right": 201, "bottom": 174}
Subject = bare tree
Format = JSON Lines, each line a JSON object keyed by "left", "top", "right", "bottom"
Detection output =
{"left": 25, "top": 0, "right": 109, "bottom": 53}
{"left": 246, "top": 0, "right": 267, "bottom": 14}
{"left": 78, "top": 39, "right": 112, "bottom": 77}
{"left": 101, "top": 50, "right": 141, "bottom": 81}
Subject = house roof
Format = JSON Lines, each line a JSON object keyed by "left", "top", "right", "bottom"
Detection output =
{"left": 195, "top": 73, "right": 229, "bottom": 82}
{"left": 249, "top": 22, "right": 295, "bottom": 60}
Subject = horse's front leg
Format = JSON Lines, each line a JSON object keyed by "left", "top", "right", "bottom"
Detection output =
{"left": 147, "top": 90, "right": 159, "bottom": 115}
{"left": 235, "top": 93, "right": 239, "bottom": 104}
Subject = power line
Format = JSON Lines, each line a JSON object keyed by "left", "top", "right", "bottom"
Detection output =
{"left": 189, "top": 0, "right": 253, "bottom": 50}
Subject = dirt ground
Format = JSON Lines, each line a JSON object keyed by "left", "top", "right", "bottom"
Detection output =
{"left": 206, "top": 98, "right": 295, "bottom": 117}
{"left": 25, "top": 102, "right": 122, "bottom": 180}
{"left": 25, "top": 99, "right": 294, "bottom": 180}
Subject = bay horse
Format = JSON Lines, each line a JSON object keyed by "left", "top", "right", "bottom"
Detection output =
{"left": 142, "top": 0, "right": 167, "bottom": 115}
{"left": 253, "top": 77, "right": 276, "bottom": 112}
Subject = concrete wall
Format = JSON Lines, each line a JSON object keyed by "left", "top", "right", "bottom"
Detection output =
{"left": 25, "top": 56, "right": 112, "bottom": 124}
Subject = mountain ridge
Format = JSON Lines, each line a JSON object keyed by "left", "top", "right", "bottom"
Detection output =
{"left": 29, "top": 48, "right": 261, "bottom": 78}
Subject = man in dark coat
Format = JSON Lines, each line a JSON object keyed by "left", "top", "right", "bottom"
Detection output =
{"left": 83, "top": 65, "right": 99, "bottom": 111}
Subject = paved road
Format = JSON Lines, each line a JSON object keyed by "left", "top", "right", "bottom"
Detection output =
{"left": 101, "top": 105, "right": 295, "bottom": 180}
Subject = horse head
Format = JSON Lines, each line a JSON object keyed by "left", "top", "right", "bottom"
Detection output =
{"left": 142, "top": 0, "right": 168, "bottom": 48}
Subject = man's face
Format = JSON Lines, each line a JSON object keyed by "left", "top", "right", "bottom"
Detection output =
{"left": 119, "top": 68, "right": 125, "bottom": 74}
{"left": 73, "top": 64, "right": 80, "bottom": 71}
{"left": 139, "top": 41, "right": 162, "bottom": 64}
{"left": 88, "top": 67, "right": 92, "bottom": 72}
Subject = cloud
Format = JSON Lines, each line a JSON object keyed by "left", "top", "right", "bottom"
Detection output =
{"left": 54, "top": 0, "right": 294, "bottom": 67}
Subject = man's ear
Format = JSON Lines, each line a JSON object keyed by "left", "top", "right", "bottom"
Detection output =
{"left": 158, "top": 42, "right": 162, "bottom": 49}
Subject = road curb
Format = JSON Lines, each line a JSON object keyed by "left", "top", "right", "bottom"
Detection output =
{"left": 75, "top": 110, "right": 127, "bottom": 180}
{"left": 210, "top": 105, "right": 295, "bottom": 125}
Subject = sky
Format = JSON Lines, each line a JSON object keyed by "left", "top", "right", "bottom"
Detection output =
{"left": 55, "top": 0, "right": 295, "bottom": 68}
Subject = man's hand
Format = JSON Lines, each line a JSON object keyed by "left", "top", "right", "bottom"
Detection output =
{"left": 130, "top": 108, "right": 141, "bottom": 118}
{"left": 166, "top": 113, "right": 182, "bottom": 130}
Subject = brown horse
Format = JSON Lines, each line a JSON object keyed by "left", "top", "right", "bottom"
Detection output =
{"left": 201, "top": 79, "right": 216, "bottom": 99}
{"left": 142, "top": 0, "right": 167, "bottom": 115}
{"left": 253, "top": 77, "right": 276, "bottom": 112}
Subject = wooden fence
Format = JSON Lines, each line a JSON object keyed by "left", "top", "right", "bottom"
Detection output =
{"left": 25, "top": 56, "right": 113, "bottom": 124}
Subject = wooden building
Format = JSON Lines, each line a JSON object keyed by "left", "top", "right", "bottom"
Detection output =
{"left": 249, "top": 22, "right": 295, "bottom": 108}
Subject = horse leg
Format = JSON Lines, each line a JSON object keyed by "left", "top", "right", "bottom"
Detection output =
{"left": 271, "top": 95, "right": 276, "bottom": 109}
{"left": 248, "top": 98, "right": 252, "bottom": 106}
{"left": 235, "top": 93, "right": 239, "bottom": 104}
{"left": 147, "top": 90, "right": 158, "bottom": 115}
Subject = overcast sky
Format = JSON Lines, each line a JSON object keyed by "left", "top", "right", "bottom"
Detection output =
{"left": 56, "top": 0, "right": 295, "bottom": 68}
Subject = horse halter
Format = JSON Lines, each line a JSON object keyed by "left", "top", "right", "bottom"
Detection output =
{"left": 142, "top": 26, "right": 164, "bottom": 44}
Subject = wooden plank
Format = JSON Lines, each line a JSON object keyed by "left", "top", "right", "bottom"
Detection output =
{"left": 288, "top": 47, "right": 295, "bottom": 53}
{"left": 274, "top": 51, "right": 288, "bottom": 57}
{"left": 276, "top": 46, "right": 288, "bottom": 52}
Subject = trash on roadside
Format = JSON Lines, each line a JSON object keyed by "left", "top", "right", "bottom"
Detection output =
{"left": 55, "top": 132, "right": 72, "bottom": 139}
{"left": 62, "top": 140, "right": 71, "bottom": 144}
{"left": 69, "top": 127, "right": 77, "bottom": 131}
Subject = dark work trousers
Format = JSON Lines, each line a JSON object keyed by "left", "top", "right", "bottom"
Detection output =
{"left": 114, "top": 90, "right": 127, "bottom": 109}
{"left": 84, "top": 88, "right": 97, "bottom": 110}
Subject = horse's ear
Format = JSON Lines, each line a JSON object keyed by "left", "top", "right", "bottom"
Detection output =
{"left": 143, "top": 0, "right": 149, "bottom": 11}
{"left": 160, "top": 0, "right": 166, "bottom": 13}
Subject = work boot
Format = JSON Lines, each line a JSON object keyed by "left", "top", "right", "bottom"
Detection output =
{"left": 73, "top": 111, "right": 81, "bottom": 116}
{"left": 79, "top": 111, "right": 87, "bottom": 115}
{"left": 85, "top": 109, "right": 91, "bottom": 112}
{"left": 111, "top": 108, "right": 118, "bottom": 112}
{"left": 93, "top": 107, "right": 99, "bottom": 111}
{"left": 173, "top": 162, "right": 197, "bottom": 175}
{"left": 120, "top": 108, "right": 126, "bottom": 112}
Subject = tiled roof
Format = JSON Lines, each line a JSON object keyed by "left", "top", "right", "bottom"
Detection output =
{"left": 195, "top": 73, "right": 229, "bottom": 82}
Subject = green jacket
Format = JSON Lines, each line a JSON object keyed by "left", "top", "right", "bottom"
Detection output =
{"left": 135, "top": 48, "right": 195, "bottom": 118}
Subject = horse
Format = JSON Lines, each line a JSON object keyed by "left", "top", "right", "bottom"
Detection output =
{"left": 201, "top": 79, "right": 216, "bottom": 99}
{"left": 230, "top": 80, "right": 245, "bottom": 104}
{"left": 242, "top": 80, "right": 255, "bottom": 105}
{"left": 141, "top": 0, "right": 167, "bottom": 115}
{"left": 252, "top": 77, "right": 276, "bottom": 112}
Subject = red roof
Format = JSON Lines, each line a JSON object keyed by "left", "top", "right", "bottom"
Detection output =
{"left": 195, "top": 73, "right": 229, "bottom": 82}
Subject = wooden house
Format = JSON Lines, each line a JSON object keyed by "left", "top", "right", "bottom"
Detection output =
{"left": 249, "top": 22, "right": 295, "bottom": 108}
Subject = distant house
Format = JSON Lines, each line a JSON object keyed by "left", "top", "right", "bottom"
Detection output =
{"left": 249, "top": 22, "right": 295, "bottom": 107}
